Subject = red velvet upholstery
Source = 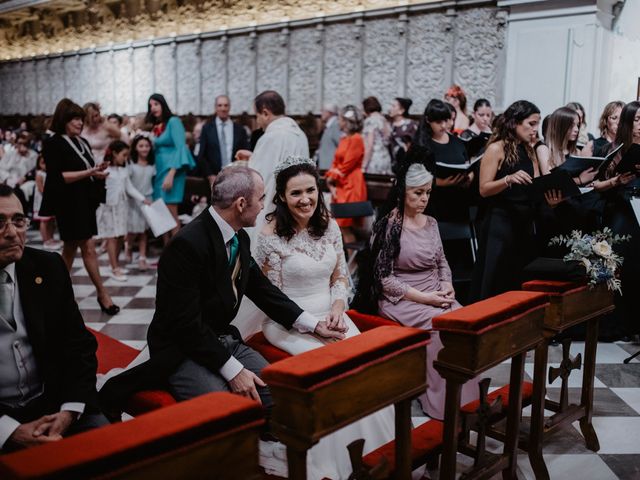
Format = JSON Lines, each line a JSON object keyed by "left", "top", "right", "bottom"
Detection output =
{"left": 0, "top": 393, "right": 263, "bottom": 479}
{"left": 522, "top": 279, "right": 588, "bottom": 296}
{"left": 90, "top": 328, "right": 139, "bottom": 375}
{"left": 346, "top": 309, "right": 398, "bottom": 331}
{"left": 460, "top": 381, "right": 534, "bottom": 414}
{"left": 433, "top": 291, "right": 549, "bottom": 334}
{"left": 246, "top": 332, "right": 291, "bottom": 363}
{"left": 126, "top": 390, "right": 178, "bottom": 416}
{"left": 363, "top": 419, "right": 444, "bottom": 471}
{"left": 262, "top": 326, "right": 430, "bottom": 390}
{"left": 89, "top": 328, "right": 178, "bottom": 414}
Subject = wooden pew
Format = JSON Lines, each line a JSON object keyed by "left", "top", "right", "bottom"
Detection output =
{"left": 0, "top": 392, "right": 263, "bottom": 480}
{"left": 432, "top": 291, "right": 549, "bottom": 480}
{"left": 261, "top": 326, "right": 430, "bottom": 479}
{"left": 521, "top": 280, "right": 614, "bottom": 480}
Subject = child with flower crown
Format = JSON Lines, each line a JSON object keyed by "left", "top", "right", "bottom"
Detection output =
{"left": 96, "top": 140, "right": 151, "bottom": 282}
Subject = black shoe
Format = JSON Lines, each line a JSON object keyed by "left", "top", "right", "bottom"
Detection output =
{"left": 98, "top": 299, "right": 120, "bottom": 315}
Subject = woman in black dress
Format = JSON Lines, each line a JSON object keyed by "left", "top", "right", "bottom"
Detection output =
{"left": 470, "top": 100, "right": 541, "bottom": 301}
{"left": 592, "top": 101, "right": 624, "bottom": 157}
{"left": 40, "top": 98, "right": 119, "bottom": 315}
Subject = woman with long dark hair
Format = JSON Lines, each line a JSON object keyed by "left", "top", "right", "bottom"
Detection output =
{"left": 469, "top": 100, "right": 541, "bottom": 301}
{"left": 147, "top": 93, "right": 195, "bottom": 239}
{"left": 252, "top": 156, "right": 395, "bottom": 479}
{"left": 593, "top": 101, "right": 624, "bottom": 156}
{"left": 366, "top": 158, "right": 479, "bottom": 418}
{"left": 388, "top": 97, "right": 417, "bottom": 161}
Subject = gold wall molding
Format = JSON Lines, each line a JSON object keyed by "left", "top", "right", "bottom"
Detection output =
{"left": 0, "top": 0, "right": 442, "bottom": 60}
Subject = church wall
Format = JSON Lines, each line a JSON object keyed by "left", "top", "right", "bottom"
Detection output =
{"left": 0, "top": 3, "right": 507, "bottom": 116}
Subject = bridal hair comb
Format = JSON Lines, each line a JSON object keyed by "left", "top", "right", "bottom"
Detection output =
{"left": 274, "top": 155, "right": 317, "bottom": 176}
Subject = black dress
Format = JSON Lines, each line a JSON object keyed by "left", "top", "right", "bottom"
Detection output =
{"left": 429, "top": 134, "right": 472, "bottom": 222}
{"left": 470, "top": 143, "right": 537, "bottom": 301}
{"left": 592, "top": 137, "right": 611, "bottom": 158}
{"left": 40, "top": 134, "right": 102, "bottom": 241}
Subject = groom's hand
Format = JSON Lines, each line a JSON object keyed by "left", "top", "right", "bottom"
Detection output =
{"left": 314, "top": 321, "right": 346, "bottom": 340}
{"left": 229, "top": 368, "right": 266, "bottom": 404}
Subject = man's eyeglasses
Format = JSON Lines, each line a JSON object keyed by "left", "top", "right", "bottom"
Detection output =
{"left": 0, "top": 215, "right": 30, "bottom": 231}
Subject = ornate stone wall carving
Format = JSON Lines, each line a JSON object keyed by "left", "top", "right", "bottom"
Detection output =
{"left": 452, "top": 7, "right": 506, "bottom": 107}
{"left": 227, "top": 35, "right": 256, "bottom": 113}
{"left": 256, "top": 31, "right": 288, "bottom": 103}
{"left": 323, "top": 22, "right": 360, "bottom": 108}
{"left": 114, "top": 49, "right": 134, "bottom": 114}
{"left": 154, "top": 43, "right": 176, "bottom": 109}
{"left": 406, "top": 12, "right": 452, "bottom": 112}
{"left": 363, "top": 18, "right": 402, "bottom": 107}
{"left": 132, "top": 47, "right": 154, "bottom": 113}
{"left": 0, "top": 6, "right": 507, "bottom": 117}
{"left": 23, "top": 61, "right": 38, "bottom": 114}
{"left": 36, "top": 60, "right": 51, "bottom": 115}
{"left": 177, "top": 42, "right": 200, "bottom": 114}
{"left": 288, "top": 27, "right": 322, "bottom": 114}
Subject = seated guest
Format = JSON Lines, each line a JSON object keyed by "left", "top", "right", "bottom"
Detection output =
{"left": 0, "top": 185, "right": 107, "bottom": 452}
{"left": 243, "top": 156, "right": 394, "bottom": 480}
{"left": 326, "top": 105, "right": 367, "bottom": 245}
{"left": 593, "top": 101, "right": 624, "bottom": 157}
{"left": 198, "top": 95, "right": 250, "bottom": 185}
{"left": 470, "top": 100, "right": 542, "bottom": 301}
{"left": 100, "top": 167, "right": 343, "bottom": 411}
{"left": 369, "top": 162, "right": 479, "bottom": 419}
{"left": 0, "top": 132, "right": 37, "bottom": 212}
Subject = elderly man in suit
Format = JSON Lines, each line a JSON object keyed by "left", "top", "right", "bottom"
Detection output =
{"left": 198, "top": 95, "right": 250, "bottom": 185}
{"left": 0, "top": 185, "right": 107, "bottom": 452}
{"left": 100, "top": 167, "right": 344, "bottom": 409}
{"left": 316, "top": 103, "right": 342, "bottom": 170}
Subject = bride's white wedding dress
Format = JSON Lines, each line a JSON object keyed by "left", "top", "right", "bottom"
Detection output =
{"left": 253, "top": 220, "right": 396, "bottom": 479}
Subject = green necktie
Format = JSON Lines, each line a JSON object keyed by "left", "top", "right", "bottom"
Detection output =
{"left": 0, "top": 270, "right": 16, "bottom": 330}
{"left": 228, "top": 234, "right": 239, "bottom": 267}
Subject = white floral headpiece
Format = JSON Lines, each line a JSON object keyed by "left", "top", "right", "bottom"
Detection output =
{"left": 274, "top": 155, "right": 317, "bottom": 176}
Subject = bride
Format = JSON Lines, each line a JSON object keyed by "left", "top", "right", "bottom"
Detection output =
{"left": 251, "top": 155, "right": 396, "bottom": 479}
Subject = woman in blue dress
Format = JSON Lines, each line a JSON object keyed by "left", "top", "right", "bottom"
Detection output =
{"left": 147, "top": 93, "right": 195, "bottom": 238}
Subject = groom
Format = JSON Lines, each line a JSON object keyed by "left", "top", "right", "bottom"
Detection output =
{"left": 100, "top": 167, "right": 344, "bottom": 410}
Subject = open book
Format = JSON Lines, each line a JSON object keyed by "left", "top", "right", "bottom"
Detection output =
{"left": 614, "top": 144, "right": 640, "bottom": 175}
{"left": 557, "top": 143, "right": 623, "bottom": 178}
{"left": 435, "top": 154, "right": 482, "bottom": 178}
{"left": 527, "top": 169, "right": 581, "bottom": 202}
{"left": 460, "top": 132, "right": 491, "bottom": 158}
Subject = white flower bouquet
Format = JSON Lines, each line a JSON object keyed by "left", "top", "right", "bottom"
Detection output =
{"left": 549, "top": 228, "right": 631, "bottom": 293}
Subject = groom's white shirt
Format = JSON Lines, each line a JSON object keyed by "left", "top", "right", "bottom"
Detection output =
{"left": 209, "top": 206, "right": 319, "bottom": 381}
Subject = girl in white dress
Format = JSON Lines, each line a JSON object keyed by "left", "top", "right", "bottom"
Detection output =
{"left": 125, "top": 135, "right": 155, "bottom": 271}
{"left": 253, "top": 156, "right": 395, "bottom": 480}
{"left": 96, "top": 140, "right": 150, "bottom": 281}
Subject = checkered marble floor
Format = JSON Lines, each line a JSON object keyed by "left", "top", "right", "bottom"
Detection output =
{"left": 26, "top": 230, "right": 640, "bottom": 479}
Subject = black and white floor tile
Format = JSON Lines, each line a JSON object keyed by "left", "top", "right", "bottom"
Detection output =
{"left": 27, "top": 230, "right": 640, "bottom": 479}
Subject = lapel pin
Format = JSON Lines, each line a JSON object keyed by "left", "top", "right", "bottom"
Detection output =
{"left": 35, "top": 276, "right": 43, "bottom": 285}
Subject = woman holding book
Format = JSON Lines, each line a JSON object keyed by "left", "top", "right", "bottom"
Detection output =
{"left": 469, "top": 100, "right": 542, "bottom": 301}
{"left": 413, "top": 99, "right": 472, "bottom": 222}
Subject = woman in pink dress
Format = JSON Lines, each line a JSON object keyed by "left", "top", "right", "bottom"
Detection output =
{"left": 369, "top": 154, "right": 479, "bottom": 419}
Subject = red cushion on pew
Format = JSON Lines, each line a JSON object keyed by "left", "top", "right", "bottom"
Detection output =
{"left": 363, "top": 419, "right": 444, "bottom": 471}
{"left": 460, "top": 381, "right": 534, "bottom": 414}
{"left": 262, "top": 326, "right": 430, "bottom": 390}
{"left": 90, "top": 328, "right": 140, "bottom": 375}
{"left": 522, "top": 279, "right": 587, "bottom": 295}
{"left": 433, "top": 291, "right": 549, "bottom": 334}
{"left": 0, "top": 392, "right": 263, "bottom": 479}
{"left": 246, "top": 331, "right": 292, "bottom": 363}
{"left": 346, "top": 309, "right": 399, "bottom": 331}
{"left": 126, "top": 390, "right": 177, "bottom": 416}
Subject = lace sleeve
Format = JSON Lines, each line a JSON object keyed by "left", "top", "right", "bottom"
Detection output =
{"left": 433, "top": 218, "right": 453, "bottom": 283}
{"left": 380, "top": 275, "right": 410, "bottom": 304}
{"left": 255, "top": 233, "right": 283, "bottom": 289}
{"left": 329, "top": 221, "right": 351, "bottom": 305}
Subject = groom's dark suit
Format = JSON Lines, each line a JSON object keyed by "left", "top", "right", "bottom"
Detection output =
{"left": 99, "top": 209, "right": 304, "bottom": 410}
